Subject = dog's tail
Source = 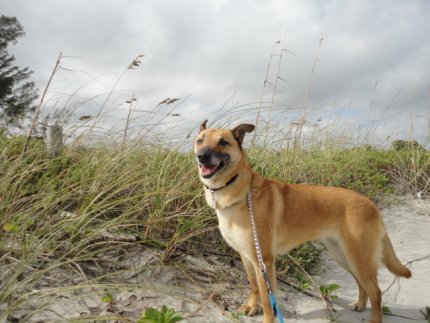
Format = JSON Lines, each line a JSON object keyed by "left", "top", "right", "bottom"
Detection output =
{"left": 382, "top": 234, "right": 411, "bottom": 278}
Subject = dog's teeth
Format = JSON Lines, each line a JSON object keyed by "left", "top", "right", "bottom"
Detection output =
{"left": 202, "top": 165, "right": 217, "bottom": 175}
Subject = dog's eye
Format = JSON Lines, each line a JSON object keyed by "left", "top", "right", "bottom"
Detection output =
{"left": 218, "top": 138, "right": 229, "bottom": 146}
{"left": 196, "top": 139, "right": 203, "bottom": 145}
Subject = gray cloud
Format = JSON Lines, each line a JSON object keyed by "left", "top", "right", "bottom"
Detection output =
{"left": 2, "top": 0, "right": 430, "bottom": 146}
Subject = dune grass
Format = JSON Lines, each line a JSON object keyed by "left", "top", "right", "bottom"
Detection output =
{"left": 2, "top": 131, "right": 429, "bottom": 320}
{"left": 0, "top": 136, "right": 210, "bottom": 320}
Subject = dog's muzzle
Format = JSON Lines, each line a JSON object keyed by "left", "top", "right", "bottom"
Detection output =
{"left": 197, "top": 148, "right": 230, "bottom": 178}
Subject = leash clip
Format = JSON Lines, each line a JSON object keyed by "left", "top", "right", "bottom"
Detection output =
{"left": 209, "top": 190, "right": 216, "bottom": 208}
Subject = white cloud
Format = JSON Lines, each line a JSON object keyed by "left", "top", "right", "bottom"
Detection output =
{"left": 2, "top": 0, "right": 430, "bottom": 146}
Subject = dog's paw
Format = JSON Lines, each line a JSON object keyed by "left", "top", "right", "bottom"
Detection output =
{"left": 238, "top": 303, "right": 261, "bottom": 316}
{"left": 348, "top": 301, "right": 366, "bottom": 312}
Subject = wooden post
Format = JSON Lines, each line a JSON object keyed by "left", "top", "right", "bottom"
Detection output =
{"left": 46, "top": 125, "right": 63, "bottom": 156}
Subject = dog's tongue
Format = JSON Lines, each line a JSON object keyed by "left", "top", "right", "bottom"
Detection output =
{"left": 201, "top": 164, "right": 217, "bottom": 176}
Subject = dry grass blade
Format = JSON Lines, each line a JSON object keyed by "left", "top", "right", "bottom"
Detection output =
{"left": 22, "top": 52, "right": 62, "bottom": 157}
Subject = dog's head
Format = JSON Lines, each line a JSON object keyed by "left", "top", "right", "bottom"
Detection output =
{"left": 194, "top": 120, "right": 255, "bottom": 180}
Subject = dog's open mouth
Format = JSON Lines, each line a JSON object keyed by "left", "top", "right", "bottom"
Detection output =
{"left": 199, "top": 158, "right": 229, "bottom": 178}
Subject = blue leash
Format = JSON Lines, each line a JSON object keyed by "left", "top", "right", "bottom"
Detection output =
{"left": 261, "top": 269, "right": 285, "bottom": 323}
{"left": 269, "top": 292, "right": 285, "bottom": 323}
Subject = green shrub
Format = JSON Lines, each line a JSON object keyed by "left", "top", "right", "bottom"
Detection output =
{"left": 137, "top": 305, "right": 183, "bottom": 323}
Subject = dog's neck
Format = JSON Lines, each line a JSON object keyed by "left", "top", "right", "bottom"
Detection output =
{"left": 204, "top": 173, "right": 239, "bottom": 192}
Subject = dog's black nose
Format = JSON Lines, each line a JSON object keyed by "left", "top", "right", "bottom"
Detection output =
{"left": 197, "top": 149, "right": 212, "bottom": 164}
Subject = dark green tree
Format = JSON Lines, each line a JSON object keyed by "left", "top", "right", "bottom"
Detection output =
{"left": 0, "top": 15, "right": 38, "bottom": 127}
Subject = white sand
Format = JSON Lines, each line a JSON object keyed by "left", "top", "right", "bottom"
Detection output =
{"left": 3, "top": 197, "right": 429, "bottom": 323}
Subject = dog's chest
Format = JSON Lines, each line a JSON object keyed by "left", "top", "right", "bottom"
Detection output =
{"left": 216, "top": 208, "right": 252, "bottom": 258}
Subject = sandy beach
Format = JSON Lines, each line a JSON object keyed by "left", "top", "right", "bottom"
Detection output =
{"left": 3, "top": 196, "right": 429, "bottom": 323}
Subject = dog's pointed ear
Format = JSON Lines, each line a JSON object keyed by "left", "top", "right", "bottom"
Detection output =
{"left": 231, "top": 123, "right": 255, "bottom": 146}
{"left": 199, "top": 119, "right": 208, "bottom": 132}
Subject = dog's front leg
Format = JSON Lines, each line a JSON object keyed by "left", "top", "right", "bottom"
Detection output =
{"left": 238, "top": 254, "right": 260, "bottom": 316}
{"left": 255, "top": 256, "right": 276, "bottom": 323}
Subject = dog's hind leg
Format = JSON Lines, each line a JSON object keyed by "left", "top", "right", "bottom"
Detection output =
{"left": 325, "top": 238, "right": 368, "bottom": 311}
{"left": 340, "top": 236, "right": 383, "bottom": 323}
{"left": 238, "top": 254, "right": 260, "bottom": 316}
{"left": 352, "top": 264, "right": 382, "bottom": 323}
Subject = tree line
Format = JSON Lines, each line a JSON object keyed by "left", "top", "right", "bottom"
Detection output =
{"left": 0, "top": 15, "right": 38, "bottom": 130}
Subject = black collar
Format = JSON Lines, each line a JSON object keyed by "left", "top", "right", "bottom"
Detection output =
{"left": 204, "top": 173, "right": 239, "bottom": 192}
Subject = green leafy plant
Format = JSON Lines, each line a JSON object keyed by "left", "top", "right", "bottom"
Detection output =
{"left": 295, "top": 272, "right": 311, "bottom": 291}
{"left": 319, "top": 283, "right": 340, "bottom": 302}
{"left": 382, "top": 305, "right": 391, "bottom": 315}
{"left": 3, "top": 222, "right": 19, "bottom": 233}
{"left": 231, "top": 311, "right": 245, "bottom": 321}
{"left": 420, "top": 306, "right": 430, "bottom": 323}
{"left": 137, "top": 305, "right": 183, "bottom": 323}
{"left": 101, "top": 288, "right": 113, "bottom": 303}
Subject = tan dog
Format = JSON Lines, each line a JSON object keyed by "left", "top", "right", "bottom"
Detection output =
{"left": 194, "top": 120, "right": 411, "bottom": 323}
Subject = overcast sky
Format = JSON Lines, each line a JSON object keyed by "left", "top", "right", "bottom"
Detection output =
{"left": 3, "top": 0, "right": 430, "bottom": 147}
